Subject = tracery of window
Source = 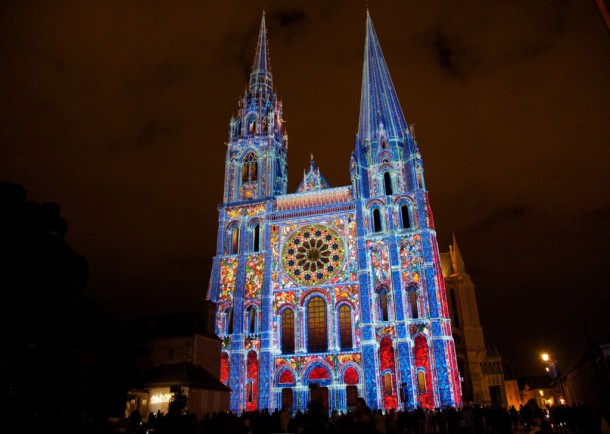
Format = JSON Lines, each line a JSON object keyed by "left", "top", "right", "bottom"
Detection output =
{"left": 400, "top": 205, "right": 411, "bottom": 229}
{"left": 372, "top": 208, "right": 382, "bottom": 233}
{"left": 281, "top": 309, "right": 295, "bottom": 354}
{"left": 252, "top": 223, "right": 260, "bottom": 253}
{"left": 338, "top": 305, "right": 353, "bottom": 350}
{"left": 383, "top": 172, "right": 393, "bottom": 195}
{"left": 307, "top": 296, "right": 327, "bottom": 353}
{"left": 380, "top": 291, "right": 389, "bottom": 322}
{"left": 242, "top": 152, "right": 258, "bottom": 183}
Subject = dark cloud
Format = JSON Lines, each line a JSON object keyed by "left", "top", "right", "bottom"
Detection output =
{"left": 468, "top": 205, "right": 529, "bottom": 232}
{"left": 429, "top": 29, "right": 478, "bottom": 78}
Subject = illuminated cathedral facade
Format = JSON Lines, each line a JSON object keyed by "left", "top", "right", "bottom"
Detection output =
{"left": 207, "top": 13, "right": 462, "bottom": 413}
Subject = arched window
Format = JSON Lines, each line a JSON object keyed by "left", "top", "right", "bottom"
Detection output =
{"left": 381, "top": 139, "right": 389, "bottom": 149}
{"left": 417, "top": 370, "right": 427, "bottom": 394}
{"left": 226, "top": 308, "right": 234, "bottom": 334}
{"left": 230, "top": 226, "right": 240, "bottom": 255}
{"left": 248, "top": 117, "right": 257, "bottom": 134}
{"left": 383, "top": 172, "right": 393, "bottom": 195}
{"left": 252, "top": 223, "right": 261, "bottom": 252}
{"left": 372, "top": 208, "right": 382, "bottom": 233}
{"left": 338, "top": 304, "right": 353, "bottom": 350}
{"left": 281, "top": 309, "right": 295, "bottom": 354}
{"left": 384, "top": 372, "right": 393, "bottom": 395}
{"left": 242, "top": 152, "right": 258, "bottom": 183}
{"left": 400, "top": 204, "right": 411, "bottom": 229}
{"left": 410, "top": 289, "right": 419, "bottom": 319}
{"left": 307, "top": 296, "right": 327, "bottom": 353}
{"left": 380, "top": 291, "right": 389, "bottom": 322}
{"left": 247, "top": 307, "right": 257, "bottom": 333}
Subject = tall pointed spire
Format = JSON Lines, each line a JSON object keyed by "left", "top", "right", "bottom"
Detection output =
{"left": 357, "top": 12, "right": 407, "bottom": 144}
{"left": 249, "top": 12, "right": 273, "bottom": 93}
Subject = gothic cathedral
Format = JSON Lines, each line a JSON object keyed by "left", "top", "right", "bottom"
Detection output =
{"left": 207, "top": 12, "right": 462, "bottom": 413}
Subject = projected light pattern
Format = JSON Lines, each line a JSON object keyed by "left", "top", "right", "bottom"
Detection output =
{"left": 207, "top": 12, "right": 461, "bottom": 413}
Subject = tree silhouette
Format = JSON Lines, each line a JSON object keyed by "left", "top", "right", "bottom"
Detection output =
{"left": 0, "top": 182, "right": 131, "bottom": 433}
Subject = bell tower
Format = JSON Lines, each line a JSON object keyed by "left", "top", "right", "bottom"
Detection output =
{"left": 224, "top": 13, "right": 287, "bottom": 203}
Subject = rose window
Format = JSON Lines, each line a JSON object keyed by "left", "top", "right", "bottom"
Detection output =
{"left": 282, "top": 224, "right": 345, "bottom": 286}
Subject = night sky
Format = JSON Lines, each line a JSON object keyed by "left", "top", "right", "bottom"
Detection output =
{"left": 1, "top": 1, "right": 609, "bottom": 377}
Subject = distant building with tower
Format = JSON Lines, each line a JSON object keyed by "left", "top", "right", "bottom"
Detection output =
{"left": 207, "top": 12, "right": 462, "bottom": 413}
{"left": 440, "top": 235, "right": 506, "bottom": 405}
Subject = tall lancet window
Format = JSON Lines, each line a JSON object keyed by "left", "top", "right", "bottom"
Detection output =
{"left": 242, "top": 152, "right": 258, "bottom": 183}
{"left": 307, "top": 296, "right": 327, "bottom": 353}
{"left": 383, "top": 172, "right": 393, "bottom": 195}
{"left": 372, "top": 208, "right": 382, "bottom": 233}
{"left": 281, "top": 309, "right": 295, "bottom": 354}
{"left": 247, "top": 306, "right": 257, "bottom": 333}
{"left": 338, "top": 304, "right": 353, "bottom": 350}
{"left": 230, "top": 226, "right": 240, "bottom": 255}
{"left": 410, "top": 289, "right": 419, "bottom": 319}
{"left": 401, "top": 204, "right": 411, "bottom": 229}
{"left": 252, "top": 223, "right": 261, "bottom": 252}
{"left": 380, "top": 290, "right": 389, "bottom": 322}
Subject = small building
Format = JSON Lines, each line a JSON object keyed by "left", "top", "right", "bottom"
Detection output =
{"left": 561, "top": 341, "right": 610, "bottom": 420}
{"left": 126, "top": 302, "right": 230, "bottom": 418}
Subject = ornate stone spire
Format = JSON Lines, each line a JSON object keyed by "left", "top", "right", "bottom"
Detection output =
{"left": 249, "top": 12, "right": 273, "bottom": 93}
{"left": 357, "top": 12, "right": 407, "bottom": 144}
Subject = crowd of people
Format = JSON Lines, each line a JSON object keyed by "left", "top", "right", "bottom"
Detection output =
{"left": 120, "top": 400, "right": 598, "bottom": 434}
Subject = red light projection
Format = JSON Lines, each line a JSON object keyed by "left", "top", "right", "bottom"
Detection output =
{"left": 414, "top": 335, "right": 434, "bottom": 408}
{"left": 343, "top": 366, "right": 359, "bottom": 384}
{"left": 220, "top": 352, "right": 229, "bottom": 385}
{"left": 279, "top": 369, "right": 295, "bottom": 384}
{"left": 308, "top": 365, "right": 330, "bottom": 380}
{"left": 379, "top": 337, "right": 397, "bottom": 410}
{"left": 246, "top": 350, "right": 259, "bottom": 411}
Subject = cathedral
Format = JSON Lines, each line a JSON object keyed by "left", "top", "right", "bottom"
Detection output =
{"left": 207, "top": 12, "right": 462, "bottom": 413}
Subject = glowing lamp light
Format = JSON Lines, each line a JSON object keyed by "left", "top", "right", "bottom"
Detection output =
{"left": 539, "top": 390, "right": 544, "bottom": 396}
{"left": 150, "top": 393, "right": 172, "bottom": 404}
{"left": 541, "top": 353, "right": 550, "bottom": 362}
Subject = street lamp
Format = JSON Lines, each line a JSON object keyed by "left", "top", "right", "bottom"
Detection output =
{"left": 540, "top": 352, "right": 565, "bottom": 405}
